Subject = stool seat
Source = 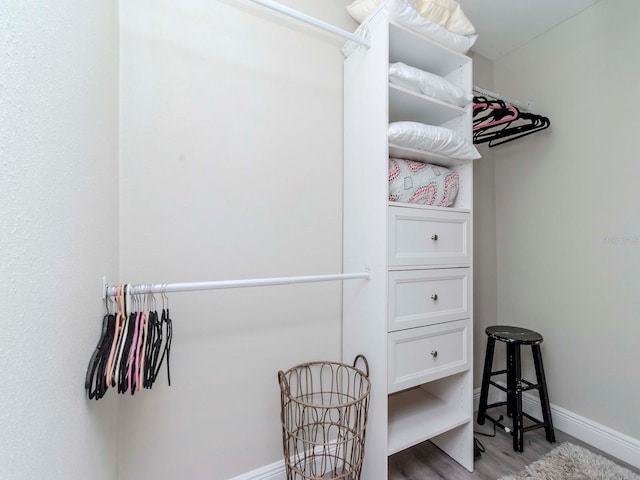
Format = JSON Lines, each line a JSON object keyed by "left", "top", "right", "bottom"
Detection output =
{"left": 486, "top": 325, "right": 543, "bottom": 345}
{"left": 477, "top": 324, "right": 555, "bottom": 452}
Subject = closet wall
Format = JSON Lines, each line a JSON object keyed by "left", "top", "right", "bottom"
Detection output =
{"left": 470, "top": 53, "right": 498, "bottom": 387}
{"left": 117, "top": 1, "right": 353, "bottom": 478}
{"left": 493, "top": 0, "right": 640, "bottom": 440}
{"left": 0, "top": 1, "right": 119, "bottom": 480}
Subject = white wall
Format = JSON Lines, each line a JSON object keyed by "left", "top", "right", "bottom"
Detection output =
{"left": 0, "top": 1, "right": 119, "bottom": 479}
{"left": 470, "top": 53, "right": 498, "bottom": 388}
{"left": 117, "top": 1, "right": 353, "bottom": 478}
{"left": 493, "top": 0, "right": 640, "bottom": 439}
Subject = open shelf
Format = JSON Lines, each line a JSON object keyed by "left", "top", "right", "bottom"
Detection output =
{"left": 388, "top": 84, "right": 466, "bottom": 126}
{"left": 388, "top": 21, "right": 470, "bottom": 77}
{"left": 387, "top": 384, "right": 471, "bottom": 455}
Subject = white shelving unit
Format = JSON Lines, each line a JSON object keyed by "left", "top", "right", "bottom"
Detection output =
{"left": 343, "top": 13, "right": 475, "bottom": 479}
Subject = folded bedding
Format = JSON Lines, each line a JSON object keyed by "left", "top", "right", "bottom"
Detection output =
{"left": 389, "top": 158, "right": 459, "bottom": 206}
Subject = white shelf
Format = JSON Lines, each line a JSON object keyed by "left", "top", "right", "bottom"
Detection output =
{"left": 343, "top": 10, "right": 475, "bottom": 475}
{"left": 388, "top": 84, "right": 466, "bottom": 125}
{"left": 387, "top": 201, "right": 471, "bottom": 214}
{"left": 388, "top": 21, "right": 470, "bottom": 77}
{"left": 387, "top": 386, "right": 471, "bottom": 455}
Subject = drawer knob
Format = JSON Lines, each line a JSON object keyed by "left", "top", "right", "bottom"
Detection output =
{"left": 431, "top": 294, "right": 438, "bottom": 301}
{"left": 431, "top": 350, "right": 438, "bottom": 358}
{"left": 431, "top": 234, "right": 438, "bottom": 241}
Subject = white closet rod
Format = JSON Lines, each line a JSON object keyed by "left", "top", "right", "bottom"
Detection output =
{"left": 473, "top": 85, "right": 532, "bottom": 111}
{"left": 247, "top": 0, "right": 370, "bottom": 47}
{"left": 104, "top": 271, "right": 370, "bottom": 298}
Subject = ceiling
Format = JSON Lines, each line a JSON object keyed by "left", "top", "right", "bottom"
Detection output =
{"left": 457, "top": 0, "right": 602, "bottom": 61}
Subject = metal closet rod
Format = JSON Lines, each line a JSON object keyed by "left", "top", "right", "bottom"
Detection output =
{"left": 104, "top": 270, "right": 370, "bottom": 298}
{"left": 247, "top": 0, "right": 370, "bottom": 47}
{"left": 473, "top": 85, "right": 532, "bottom": 112}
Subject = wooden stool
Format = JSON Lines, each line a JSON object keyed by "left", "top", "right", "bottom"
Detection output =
{"left": 476, "top": 325, "right": 555, "bottom": 452}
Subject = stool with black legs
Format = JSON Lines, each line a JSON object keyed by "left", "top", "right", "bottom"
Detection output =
{"left": 476, "top": 325, "right": 555, "bottom": 452}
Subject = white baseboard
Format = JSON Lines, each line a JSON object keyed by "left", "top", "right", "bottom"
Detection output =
{"left": 232, "top": 389, "right": 640, "bottom": 479}
{"left": 228, "top": 444, "right": 340, "bottom": 480}
{"left": 473, "top": 385, "right": 640, "bottom": 470}
{"left": 227, "top": 459, "right": 285, "bottom": 480}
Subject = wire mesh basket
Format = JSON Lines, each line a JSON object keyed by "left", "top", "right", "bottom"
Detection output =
{"left": 278, "top": 355, "right": 371, "bottom": 480}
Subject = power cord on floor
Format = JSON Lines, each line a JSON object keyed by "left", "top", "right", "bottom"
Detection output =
{"left": 474, "top": 437, "right": 485, "bottom": 458}
{"left": 473, "top": 414, "right": 504, "bottom": 459}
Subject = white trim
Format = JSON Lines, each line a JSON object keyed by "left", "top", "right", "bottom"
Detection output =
{"left": 520, "top": 391, "right": 640, "bottom": 470}
{"left": 234, "top": 387, "right": 640, "bottom": 479}
{"left": 473, "top": 384, "right": 503, "bottom": 412}
{"left": 227, "top": 458, "right": 285, "bottom": 480}
{"left": 229, "top": 444, "right": 340, "bottom": 480}
{"left": 473, "top": 385, "right": 640, "bottom": 470}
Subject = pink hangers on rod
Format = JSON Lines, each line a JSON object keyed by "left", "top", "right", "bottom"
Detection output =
{"left": 473, "top": 102, "right": 519, "bottom": 131}
{"left": 473, "top": 95, "right": 551, "bottom": 147}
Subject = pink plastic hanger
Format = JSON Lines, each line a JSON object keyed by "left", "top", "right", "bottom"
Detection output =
{"left": 473, "top": 102, "right": 519, "bottom": 131}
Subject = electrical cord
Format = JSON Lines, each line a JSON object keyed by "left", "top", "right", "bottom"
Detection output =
{"left": 473, "top": 414, "right": 504, "bottom": 459}
{"left": 474, "top": 414, "right": 503, "bottom": 437}
{"left": 474, "top": 437, "right": 485, "bottom": 457}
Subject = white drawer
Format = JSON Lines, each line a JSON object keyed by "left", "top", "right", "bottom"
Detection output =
{"left": 388, "top": 268, "right": 470, "bottom": 332}
{"left": 388, "top": 206, "right": 470, "bottom": 267}
{"left": 388, "top": 319, "right": 470, "bottom": 393}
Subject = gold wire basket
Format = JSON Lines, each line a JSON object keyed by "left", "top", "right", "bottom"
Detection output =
{"left": 278, "top": 355, "right": 371, "bottom": 480}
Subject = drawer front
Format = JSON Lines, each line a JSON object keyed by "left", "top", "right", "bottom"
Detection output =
{"left": 388, "top": 319, "right": 470, "bottom": 393}
{"left": 388, "top": 268, "right": 470, "bottom": 332}
{"left": 388, "top": 206, "right": 470, "bottom": 267}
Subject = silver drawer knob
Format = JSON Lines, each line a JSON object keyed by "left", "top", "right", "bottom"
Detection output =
{"left": 431, "top": 294, "right": 438, "bottom": 301}
{"left": 431, "top": 350, "right": 438, "bottom": 358}
{"left": 431, "top": 234, "right": 438, "bottom": 241}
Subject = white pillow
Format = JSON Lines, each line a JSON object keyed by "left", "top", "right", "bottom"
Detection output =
{"left": 414, "top": 0, "right": 476, "bottom": 35}
{"left": 342, "top": 0, "right": 477, "bottom": 57}
{"left": 346, "top": 0, "right": 386, "bottom": 24}
{"left": 389, "top": 158, "right": 460, "bottom": 206}
{"left": 388, "top": 121, "right": 480, "bottom": 160}
{"left": 447, "top": 3, "right": 476, "bottom": 36}
{"left": 389, "top": 62, "right": 472, "bottom": 107}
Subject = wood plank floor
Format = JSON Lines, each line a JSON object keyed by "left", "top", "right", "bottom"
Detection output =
{"left": 388, "top": 409, "right": 640, "bottom": 479}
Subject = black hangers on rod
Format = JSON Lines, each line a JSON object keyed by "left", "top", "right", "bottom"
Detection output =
{"left": 472, "top": 96, "right": 550, "bottom": 147}
{"left": 85, "top": 284, "right": 173, "bottom": 400}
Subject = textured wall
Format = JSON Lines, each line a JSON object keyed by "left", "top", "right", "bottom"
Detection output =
{"left": 0, "top": 1, "right": 119, "bottom": 479}
{"left": 493, "top": 0, "right": 640, "bottom": 440}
